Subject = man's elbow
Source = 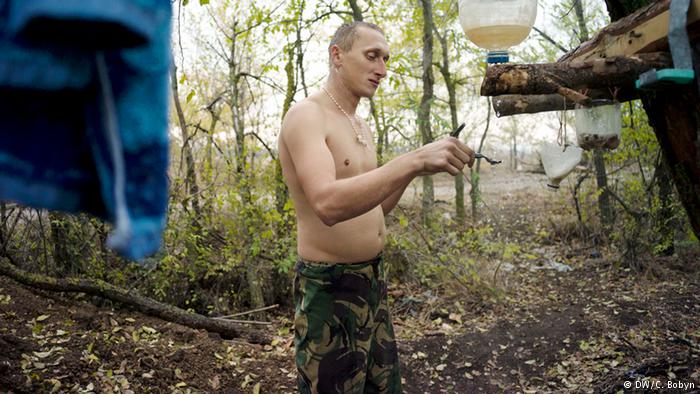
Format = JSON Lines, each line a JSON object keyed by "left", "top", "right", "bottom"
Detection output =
{"left": 312, "top": 200, "right": 340, "bottom": 227}
{"left": 320, "top": 215, "right": 339, "bottom": 227}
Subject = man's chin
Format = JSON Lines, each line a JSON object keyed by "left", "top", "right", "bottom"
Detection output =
{"left": 364, "top": 87, "right": 378, "bottom": 98}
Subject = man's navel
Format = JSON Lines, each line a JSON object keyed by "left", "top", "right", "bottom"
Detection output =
{"left": 344, "top": 159, "right": 350, "bottom": 166}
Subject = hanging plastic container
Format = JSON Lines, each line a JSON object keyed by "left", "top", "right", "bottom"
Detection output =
{"left": 574, "top": 100, "right": 622, "bottom": 150}
{"left": 539, "top": 143, "right": 583, "bottom": 189}
{"left": 458, "top": 0, "right": 537, "bottom": 64}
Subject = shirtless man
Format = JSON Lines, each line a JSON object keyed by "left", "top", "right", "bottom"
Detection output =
{"left": 278, "top": 21, "right": 475, "bottom": 394}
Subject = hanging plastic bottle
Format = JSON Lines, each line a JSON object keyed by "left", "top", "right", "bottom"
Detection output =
{"left": 458, "top": 0, "right": 537, "bottom": 64}
{"left": 539, "top": 143, "right": 583, "bottom": 189}
{"left": 574, "top": 100, "right": 622, "bottom": 150}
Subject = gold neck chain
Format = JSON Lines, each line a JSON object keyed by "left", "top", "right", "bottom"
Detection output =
{"left": 321, "top": 86, "right": 369, "bottom": 148}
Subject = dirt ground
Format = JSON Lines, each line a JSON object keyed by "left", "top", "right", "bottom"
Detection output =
{"left": 2, "top": 169, "right": 700, "bottom": 393}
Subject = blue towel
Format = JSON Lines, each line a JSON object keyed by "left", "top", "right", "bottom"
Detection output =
{"left": 0, "top": 0, "right": 172, "bottom": 262}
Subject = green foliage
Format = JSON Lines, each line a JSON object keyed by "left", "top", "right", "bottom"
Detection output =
{"left": 575, "top": 101, "right": 693, "bottom": 267}
{"left": 4, "top": 0, "right": 695, "bottom": 322}
{"left": 385, "top": 206, "right": 522, "bottom": 301}
{"left": 182, "top": 0, "right": 210, "bottom": 6}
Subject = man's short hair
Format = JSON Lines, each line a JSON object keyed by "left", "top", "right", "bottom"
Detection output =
{"left": 329, "top": 21, "right": 384, "bottom": 55}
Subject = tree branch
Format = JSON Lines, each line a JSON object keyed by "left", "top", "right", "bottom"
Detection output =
{"left": 0, "top": 258, "right": 270, "bottom": 344}
{"left": 533, "top": 26, "right": 569, "bottom": 53}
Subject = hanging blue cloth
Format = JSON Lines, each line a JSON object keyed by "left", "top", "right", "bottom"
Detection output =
{"left": 0, "top": 0, "right": 172, "bottom": 262}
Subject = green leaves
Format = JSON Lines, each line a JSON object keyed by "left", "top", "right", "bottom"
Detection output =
{"left": 182, "top": 0, "right": 210, "bottom": 6}
{"left": 186, "top": 89, "right": 196, "bottom": 104}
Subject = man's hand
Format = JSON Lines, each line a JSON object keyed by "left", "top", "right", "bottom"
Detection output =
{"left": 413, "top": 137, "right": 475, "bottom": 176}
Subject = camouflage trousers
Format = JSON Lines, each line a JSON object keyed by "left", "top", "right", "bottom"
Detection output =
{"left": 294, "top": 253, "right": 402, "bottom": 394}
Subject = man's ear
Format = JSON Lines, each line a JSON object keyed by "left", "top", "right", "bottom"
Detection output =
{"left": 329, "top": 44, "right": 343, "bottom": 69}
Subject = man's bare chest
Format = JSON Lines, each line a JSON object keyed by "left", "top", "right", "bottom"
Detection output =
{"left": 325, "top": 127, "right": 377, "bottom": 179}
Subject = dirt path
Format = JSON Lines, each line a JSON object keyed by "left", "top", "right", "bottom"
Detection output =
{"left": 400, "top": 256, "right": 700, "bottom": 393}
{"left": 1, "top": 170, "right": 699, "bottom": 393}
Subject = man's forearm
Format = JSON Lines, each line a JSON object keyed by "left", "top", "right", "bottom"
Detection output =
{"left": 314, "top": 152, "right": 419, "bottom": 226}
{"left": 381, "top": 179, "right": 411, "bottom": 216}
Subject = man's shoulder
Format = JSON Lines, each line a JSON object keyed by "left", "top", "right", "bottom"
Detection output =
{"left": 282, "top": 95, "right": 327, "bottom": 139}
{"left": 284, "top": 95, "right": 326, "bottom": 124}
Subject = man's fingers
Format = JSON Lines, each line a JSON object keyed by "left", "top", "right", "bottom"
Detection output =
{"left": 446, "top": 163, "right": 460, "bottom": 176}
{"left": 447, "top": 155, "right": 465, "bottom": 171}
{"left": 454, "top": 149, "right": 471, "bottom": 165}
{"left": 460, "top": 143, "right": 476, "bottom": 167}
{"left": 447, "top": 138, "right": 474, "bottom": 165}
{"left": 452, "top": 140, "right": 475, "bottom": 164}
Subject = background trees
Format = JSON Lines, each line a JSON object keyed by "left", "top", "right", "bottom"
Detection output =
{"left": 0, "top": 0, "right": 696, "bottom": 314}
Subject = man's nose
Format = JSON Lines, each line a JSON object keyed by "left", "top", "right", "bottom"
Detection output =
{"left": 375, "top": 59, "right": 387, "bottom": 79}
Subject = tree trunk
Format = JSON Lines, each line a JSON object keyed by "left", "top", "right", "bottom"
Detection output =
{"left": 347, "top": 0, "right": 364, "bottom": 21}
{"left": 604, "top": 0, "right": 656, "bottom": 24}
{"left": 229, "top": 24, "right": 265, "bottom": 314}
{"left": 606, "top": 0, "right": 700, "bottom": 238}
{"left": 0, "top": 257, "right": 270, "bottom": 343}
{"left": 370, "top": 98, "right": 386, "bottom": 165}
{"left": 171, "top": 64, "right": 201, "bottom": 219}
{"left": 573, "top": 0, "right": 590, "bottom": 42}
{"left": 49, "top": 212, "right": 74, "bottom": 274}
{"left": 641, "top": 83, "right": 700, "bottom": 238}
{"left": 593, "top": 150, "right": 614, "bottom": 233}
{"left": 203, "top": 106, "right": 220, "bottom": 223}
{"left": 296, "top": 0, "right": 309, "bottom": 98}
{"left": 419, "top": 0, "right": 435, "bottom": 226}
{"left": 435, "top": 29, "right": 465, "bottom": 222}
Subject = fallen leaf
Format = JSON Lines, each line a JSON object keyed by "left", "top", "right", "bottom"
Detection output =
{"left": 49, "top": 379, "right": 61, "bottom": 393}
{"left": 34, "top": 350, "right": 55, "bottom": 359}
{"left": 209, "top": 375, "right": 221, "bottom": 390}
{"left": 141, "top": 326, "right": 157, "bottom": 334}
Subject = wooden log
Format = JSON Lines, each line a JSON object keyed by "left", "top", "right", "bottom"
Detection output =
{"left": 486, "top": 0, "right": 700, "bottom": 116}
{"left": 492, "top": 86, "right": 641, "bottom": 117}
{"left": 481, "top": 52, "right": 672, "bottom": 98}
{"left": 562, "top": 0, "right": 700, "bottom": 63}
{"left": 0, "top": 257, "right": 271, "bottom": 344}
{"left": 492, "top": 94, "right": 572, "bottom": 117}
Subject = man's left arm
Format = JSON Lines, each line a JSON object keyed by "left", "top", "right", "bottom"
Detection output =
{"left": 381, "top": 179, "right": 411, "bottom": 216}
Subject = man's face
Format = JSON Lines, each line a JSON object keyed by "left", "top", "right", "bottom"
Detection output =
{"left": 335, "top": 27, "right": 390, "bottom": 98}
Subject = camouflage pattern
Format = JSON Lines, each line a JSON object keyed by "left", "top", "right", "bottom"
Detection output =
{"left": 294, "top": 254, "right": 402, "bottom": 394}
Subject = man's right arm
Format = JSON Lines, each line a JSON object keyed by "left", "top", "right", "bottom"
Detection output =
{"left": 281, "top": 102, "right": 474, "bottom": 226}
